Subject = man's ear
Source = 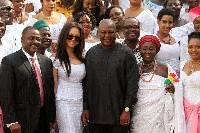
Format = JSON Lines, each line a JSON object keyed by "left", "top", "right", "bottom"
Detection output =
{"left": 21, "top": 37, "right": 23, "bottom": 44}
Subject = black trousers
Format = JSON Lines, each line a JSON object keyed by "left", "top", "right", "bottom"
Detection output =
{"left": 89, "top": 124, "right": 129, "bottom": 133}
{"left": 34, "top": 106, "right": 49, "bottom": 133}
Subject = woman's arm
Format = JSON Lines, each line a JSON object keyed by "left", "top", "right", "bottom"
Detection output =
{"left": 53, "top": 67, "right": 58, "bottom": 95}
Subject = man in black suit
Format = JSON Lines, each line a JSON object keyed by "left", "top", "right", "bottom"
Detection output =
{"left": 0, "top": 26, "right": 56, "bottom": 133}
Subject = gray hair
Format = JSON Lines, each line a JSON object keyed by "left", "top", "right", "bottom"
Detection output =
{"left": 123, "top": 17, "right": 140, "bottom": 25}
{"left": 99, "top": 19, "right": 116, "bottom": 31}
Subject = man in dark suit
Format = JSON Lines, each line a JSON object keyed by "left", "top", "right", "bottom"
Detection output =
{"left": 0, "top": 26, "right": 56, "bottom": 133}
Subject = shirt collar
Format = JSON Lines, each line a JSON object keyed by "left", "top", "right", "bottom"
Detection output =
{"left": 22, "top": 48, "right": 37, "bottom": 60}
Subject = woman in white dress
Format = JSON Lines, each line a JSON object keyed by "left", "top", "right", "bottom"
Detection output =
{"left": 125, "top": 0, "right": 157, "bottom": 34}
{"left": 181, "top": 32, "right": 200, "bottom": 133}
{"left": 180, "top": 6, "right": 200, "bottom": 62}
{"left": 74, "top": 11, "right": 100, "bottom": 55}
{"left": 155, "top": 8, "right": 180, "bottom": 75}
{"left": 53, "top": 22, "right": 86, "bottom": 133}
{"left": 32, "top": 0, "right": 67, "bottom": 43}
{"left": 130, "top": 35, "right": 185, "bottom": 133}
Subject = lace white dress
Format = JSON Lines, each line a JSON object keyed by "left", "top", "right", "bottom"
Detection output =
{"left": 29, "top": 14, "right": 67, "bottom": 43}
{"left": 156, "top": 39, "right": 180, "bottom": 72}
{"left": 48, "top": 14, "right": 67, "bottom": 43}
{"left": 180, "top": 36, "right": 191, "bottom": 62}
{"left": 53, "top": 59, "right": 86, "bottom": 133}
{"left": 180, "top": 60, "right": 200, "bottom": 133}
{"left": 136, "top": 9, "right": 157, "bottom": 34}
{"left": 84, "top": 41, "right": 100, "bottom": 55}
{"left": 130, "top": 65, "right": 185, "bottom": 133}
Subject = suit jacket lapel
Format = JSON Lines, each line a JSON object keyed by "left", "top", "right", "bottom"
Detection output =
{"left": 19, "top": 49, "right": 39, "bottom": 87}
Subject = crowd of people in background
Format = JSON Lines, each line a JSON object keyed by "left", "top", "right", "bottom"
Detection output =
{"left": 0, "top": 0, "right": 200, "bottom": 132}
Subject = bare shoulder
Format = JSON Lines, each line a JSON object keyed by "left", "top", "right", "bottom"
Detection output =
{"left": 156, "top": 62, "right": 168, "bottom": 78}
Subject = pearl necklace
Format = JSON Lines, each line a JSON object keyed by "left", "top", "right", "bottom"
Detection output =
{"left": 157, "top": 31, "right": 172, "bottom": 44}
{"left": 41, "top": 11, "right": 55, "bottom": 19}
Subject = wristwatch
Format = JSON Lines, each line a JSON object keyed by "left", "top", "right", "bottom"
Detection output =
{"left": 125, "top": 107, "right": 130, "bottom": 112}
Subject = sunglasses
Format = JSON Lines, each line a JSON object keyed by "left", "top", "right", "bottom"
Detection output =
{"left": 67, "top": 34, "right": 81, "bottom": 42}
{"left": 0, "top": 6, "right": 13, "bottom": 11}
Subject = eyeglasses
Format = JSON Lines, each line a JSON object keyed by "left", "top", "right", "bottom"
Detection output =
{"left": 123, "top": 25, "right": 140, "bottom": 30}
{"left": 79, "top": 21, "right": 92, "bottom": 24}
{"left": 67, "top": 34, "right": 81, "bottom": 42}
{"left": 0, "top": 6, "right": 13, "bottom": 12}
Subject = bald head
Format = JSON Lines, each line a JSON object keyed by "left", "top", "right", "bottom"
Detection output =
{"left": 0, "top": 0, "right": 13, "bottom": 25}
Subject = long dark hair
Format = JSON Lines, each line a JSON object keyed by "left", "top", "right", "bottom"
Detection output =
{"left": 72, "top": 0, "right": 105, "bottom": 26}
{"left": 56, "top": 22, "right": 85, "bottom": 77}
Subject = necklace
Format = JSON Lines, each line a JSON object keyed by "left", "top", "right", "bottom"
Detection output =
{"left": 117, "top": 32, "right": 121, "bottom": 39}
{"left": 191, "top": 60, "right": 200, "bottom": 73}
{"left": 41, "top": 11, "right": 54, "bottom": 19}
{"left": 157, "top": 31, "right": 172, "bottom": 44}
{"left": 13, "top": 13, "right": 23, "bottom": 24}
{"left": 69, "top": 56, "right": 75, "bottom": 60}
{"left": 140, "top": 60, "right": 157, "bottom": 82}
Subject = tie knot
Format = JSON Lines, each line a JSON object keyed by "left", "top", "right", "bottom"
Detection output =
{"left": 30, "top": 58, "right": 36, "bottom": 63}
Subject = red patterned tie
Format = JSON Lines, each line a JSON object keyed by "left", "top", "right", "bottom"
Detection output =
{"left": 30, "top": 58, "right": 44, "bottom": 107}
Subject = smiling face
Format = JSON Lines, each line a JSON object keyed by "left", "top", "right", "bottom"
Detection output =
{"left": 39, "top": 27, "right": 52, "bottom": 49}
{"left": 123, "top": 18, "right": 140, "bottom": 42}
{"left": 188, "top": 38, "right": 200, "bottom": 60}
{"left": 78, "top": 14, "right": 92, "bottom": 36}
{"left": 109, "top": 7, "right": 124, "bottom": 29}
{"left": 83, "top": 0, "right": 96, "bottom": 13}
{"left": 42, "top": 0, "right": 56, "bottom": 12}
{"left": 12, "top": 0, "right": 25, "bottom": 14}
{"left": 99, "top": 21, "right": 116, "bottom": 49}
{"left": 194, "top": 17, "right": 200, "bottom": 32}
{"left": 140, "top": 42, "right": 157, "bottom": 64}
{"left": 22, "top": 28, "right": 41, "bottom": 56}
{"left": 165, "top": 0, "right": 181, "bottom": 16}
{"left": 157, "top": 15, "right": 174, "bottom": 35}
{"left": 0, "top": 18, "right": 6, "bottom": 38}
{"left": 66, "top": 27, "right": 80, "bottom": 49}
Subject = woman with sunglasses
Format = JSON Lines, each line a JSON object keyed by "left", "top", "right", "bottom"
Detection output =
{"left": 53, "top": 22, "right": 86, "bottom": 133}
{"left": 74, "top": 11, "right": 100, "bottom": 55}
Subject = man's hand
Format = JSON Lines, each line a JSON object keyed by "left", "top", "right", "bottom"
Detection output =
{"left": 10, "top": 123, "right": 21, "bottom": 133}
{"left": 120, "top": 110, "right": 130, "bottom": 126}
{"left": 49, "top": 122, "right": 55, "bottom": 130}
{"left": 81, "top": 110, "right": 89, "bottom": 126}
